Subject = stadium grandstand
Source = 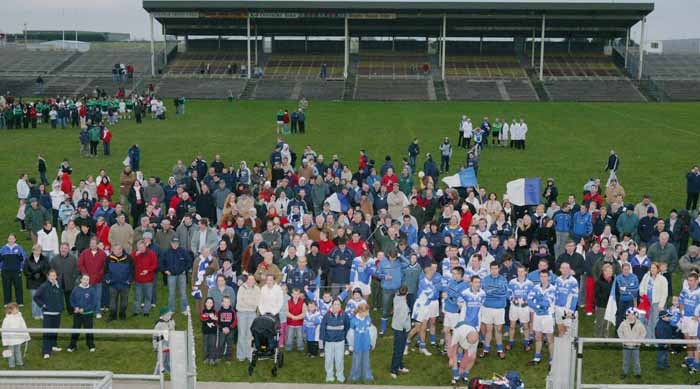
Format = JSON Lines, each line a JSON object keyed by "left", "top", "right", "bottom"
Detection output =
{"left": 0, "top": 0, "right": 699, "bottom": 102}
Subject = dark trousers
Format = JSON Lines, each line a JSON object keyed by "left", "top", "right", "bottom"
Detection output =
{"left": 390, "top": 329, "right": 407, "bottom": 373}
{"left": 291, "top": 120, "right": 298, "bottom": 133}
{"left": 307, "top": 340, "right": 319, "bottom": 356}
{"left": 687, "top": 192, "right": 699, "bottom": 211}
{"left": 109, "top": 287, "right": 129, "bottom": 319}
{"left": 298, "top": 121, "right": 305, "bottom": 133}
{"left": 101, "top": 281, "right": 110, "bottom": 308}
{"left": 39, "top": 171, "right": 48, "bottom": 185}
{"left": 458, "top": 131, "right": 464, "bottom": 147}
{"left": 440, "top": 155, "right": 450, "bottom": 173}
{"left": 89, "top": 141, "right": 98, "bottom": 156}
{"left": 69, "top": 313, "right": 95, "bottom": 349}
{"left": 42, "top": 314, "right": 61, "bottom": 355}
{"left": 135, "top": 113, "right": 142, "bottom": 123}
{"left": 217, "top": 329, "right": 234, "bottom": 360}
{"left": 2, "top": 271, "right": 23, "bottom": 305}
{"left": 103, "top": 142, "right": 110, "bottom": 156}
{"left": 657, "top": 347, "right": 669, "bottom": 368}
{"left": 663, "top": 272, "right": 673, "bottom": 307}
{"left": 31, "top": 118, "right": 37, "bottom": 128}
{"left": 406, "top": 293, "right": 415, "bottom": 316}
{"left": 616, "top": 299, "right": 634, "bottom": 330}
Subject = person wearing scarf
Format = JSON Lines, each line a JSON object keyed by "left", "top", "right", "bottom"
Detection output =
{"left": 192, "top": 247, "right": 219, "bottom": 313}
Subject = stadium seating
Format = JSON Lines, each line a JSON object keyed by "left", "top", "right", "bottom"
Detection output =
{"left": 655, "top": 80, "right": 700, "bottom": 101}
{"left": 62, "top": 48, "right": 151, "bottom": 75}
{"left": 445, "top": 80, "right": 538, "bottom": 101}
{"left": 445, "top": 55, "right": 527, "bottom": 79}
{"left": 354, "top": 79, "right": 430, "bottom": 100}
{"left": 298, "top": 80, "right": 344, "bottom": 100}
{"left": 76, "top": 77, "right": 128, "bottom": 97}
{"left": 252, "top": 80, "right": 297, "bottom": 100}
{"left": 0, "top": 77, "right": 36, "bottom": 97}
{"left": 0, "top": 47, "right": 74, "bottom": 74}
{"left": 155, "top": 78, "right": 247, "bottom": 99}
{"left": 639, "top": 54, "right": 700, "bottom": 80}
{"left": 533, "top": 52, "right": 624, "bottom": 78}
{"left": 543, "top": 80, "right": 646, "bottom": 102}
{"left": 264, "top": 55, "right": 343, "bottom": 80}
{"left": 40, "top": 77, "right": 85, "bottom": 97}
{"left": 357, "top": 51, "right": 431, "bottom": 78}
{"left": 167, "top": 51, "right": 248, "bottom": 75}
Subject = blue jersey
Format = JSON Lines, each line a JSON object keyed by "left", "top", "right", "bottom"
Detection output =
{"left": 508, "top": 278, "right": 534, "bottom": 305}
{"left": 306, "top": 290, "right": 332, "bottom": 316}
{"left": 554, "top": 275, "right": 579, "bottom": 311}
{"left": 460, "top": 287, "right": 486, "bottom": 327}
{"left": 680, "top": 286, "right": 700, "bottom": 318}
{"left": 528, "top": 283, "right": 557, "bottom": 317}
{"left": 442, "top": 225, "right": 465, "bottom": 243}
{"left": 443, "top": 278, "right": 468, "bottom": 314}
{"left": 615, "top": 273, "right": 640, "bottom": 303}
{"left": 350, "top": 257, "right": 376, "bottom": 287}
{"left": 350, "top": 315, "right": 373, "bottom": 352}
{"left": 441, "top": 257, "right": 465, "bottom": 277}
{"left": 668, "top": 305, "right": 681, "bottom": 327}
{"left": 303, "top": 310, "right": 323, "bottom": 341}
{"left": 465, "top": 265, "right": 488, "bottom": 281}
{"left": 527, "top": 269, "right": 555, "bottom": 286}
{"left": 482, "top": 274, "right": 508, "bottom": 309}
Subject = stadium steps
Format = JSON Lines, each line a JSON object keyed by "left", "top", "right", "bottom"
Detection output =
{"left": 433, "top": 80, "right": 447, "bottom": 101}
{"left": 496, "top": 81, "right": 510, "bottom": 100}
{"left": 239, "top": 79, "right": 257, "bottom": 100}
{"left": 426, "top": 78, "right": 437, "bottom": 101}
{"left": 342, "top": 75, "right": 356, "bottom": 100}
{"left": 49, "top": 52, "right": 82, "bottom": 74}
{"left": 290, "top": 81, "right": 303, "bottom": 100}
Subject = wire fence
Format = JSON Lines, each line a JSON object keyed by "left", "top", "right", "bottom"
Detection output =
{"left": 0, "top": 371, "right": 112, "bottom": 389}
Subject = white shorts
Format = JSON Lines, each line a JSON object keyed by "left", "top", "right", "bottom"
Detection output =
{"left": 444, "top": 312, "right": 461, "bottom": 329}
{"left": 480, "top": 307, "right": 505, "bottom": 325}
{"left": 533, "top": 315, "right": 554, "bottom": 334}
{"left": 554, "top": 306, "right": 573, "bottom": 327}
{"left": 509, "top": 305, "right": 531, "bottom": 323}
{"left": 681, "top": 317, "right": 699, "bottom": 336}
{"left": 351, "top": 282, "right": 371, "bottom": 297}
{"left": 451, "top": 324, "right": 479, "bottom": 355}
{"left": 414, "top": 300, "right": 439, "bottom": 322}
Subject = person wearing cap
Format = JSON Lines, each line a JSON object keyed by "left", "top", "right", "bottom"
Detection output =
{"left": 25, "top": 197, "right": 51, "bottom": 245}
{"left": 655, "top": 310, "right": 674, "bottom": 369}
{"left": 160, "top": 237, "right": 190, "bottom": 314}
{"left": 637, "top": 206, "right": 658, "bottom": 245}
{"left": 617, "top": 307, "right": 645, "bottom": 379}
{"left": 542, "top": 178, "right": 558, "bottom": 208}
{"left": 438, "top": 137, "right": 453, "bottom": 174}
{"left": 422, "top": 154, "right": 439, "bottom": 187}
{"left": 634, "top": 194, "right": 658, "bottom": 219}
{"left": 616, "top": 204, "right": 639, "bottom": 241}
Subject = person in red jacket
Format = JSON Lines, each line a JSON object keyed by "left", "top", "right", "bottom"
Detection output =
{"left": 286, "top": 287, "right": 306, "bottom": 352}
{"left": 100, "top": 126, "right": 112, "bottom": 156}
{"left": 381, "top": 168, "right": 399, "bottom": 192}
{"left": 97, "top": 176, "right": 114, "bottom": 201}
{"left": 29, "top": 104, "right": 38, "bottom": 128}
{"left": 60, "top": 172, "right": 73, "bottom": 199}
{"left": 77, "top": 237, "right": 107, "bottom": 318}
{"left": 131, "top": 240, "right": 158, "bottom": 316}
{"left": 358, "top": 150, "right": 368, "bottom": 170}
{"left": 79, "top": 104, "right": 87, "bottom": 129}
{"left": 346, "top": 231, "right": 368, "bottom": 258}
{"left": 95, "top": 217, "right": 111, "bottom": 250}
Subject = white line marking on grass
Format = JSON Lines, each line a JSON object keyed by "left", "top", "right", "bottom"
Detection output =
{"left": 581, "top": 103, "right": 700, "bottom": 138}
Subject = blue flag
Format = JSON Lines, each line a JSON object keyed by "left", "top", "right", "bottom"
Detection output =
{"left": 441, "top": 167, "right": 478, "bottom": 188}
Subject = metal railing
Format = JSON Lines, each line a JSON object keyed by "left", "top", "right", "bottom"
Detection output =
{"left": 0, "top": 327, "right": 168, "bottom": 389}
{"left": 186, "top": 310, "right": 198, "bottom": 389}
{"left": 0, "top": 371, "right": 112, "bottom": 389}
{"left": 574, "top": 337, "right": 700, "bottom": 389}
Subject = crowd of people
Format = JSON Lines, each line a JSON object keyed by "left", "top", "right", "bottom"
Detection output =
{"left": 2, "top": 105, "right": 700, "bottom": 384}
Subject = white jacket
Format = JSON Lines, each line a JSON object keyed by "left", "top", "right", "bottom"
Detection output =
{"left": 16, "top": 180, "right": 30, "bottom": 200}
{"left": 639, "top": 272, "right": 668, "bottom": 309}
{"left": 37, "top": 228, "right": 59, "bottom": 256}
{"left": 258, "top": 284, "right": 284, "bottom": 315}
{"left": 1, "top": 313, "right": 30, "bottom": 346}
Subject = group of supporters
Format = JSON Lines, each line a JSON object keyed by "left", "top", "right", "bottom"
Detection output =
{"left": 2, "top": 115, "right": 700, "bottom": 383}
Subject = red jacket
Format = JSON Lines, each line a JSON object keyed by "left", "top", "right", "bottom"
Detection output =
{"left": 60, "top": 173, "right": 73, "bottom": 198}
{"left": 132, "top": 249, "right": 158, "bottom": 283}
{"left": 79, "top": 105, "right": 86, "bottom": 118}
{"left": 101, "top": 129, "right": 112, "bottom": 143}
{"left": 459, "top": 211, "right": 473, "bottom": 233}
{"left": 95, "top": 223, "right": 111, "bottom": 249}
{"left": 381, "top": 174, "right": 398, "bottom": 191}
{"left": 78, "top": 249, "right": 107, "bottom": 285}
{"left": 346, "top": 239, "right": 368, "bottom": 257}
{"left": 97, "top": 183, "right": 114, "bottom": 200}
{"left": 318, "top": 239, "right": 336, "bottom": 255}
{"left": 287, "top": 296, "right": 304, "bottom": 326}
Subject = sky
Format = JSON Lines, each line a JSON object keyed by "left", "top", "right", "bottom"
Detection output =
{"left": 0, "top": 0, "right": 698, "bottom": 42}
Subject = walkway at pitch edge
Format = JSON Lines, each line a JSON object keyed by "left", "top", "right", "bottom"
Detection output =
{"left": 114, "top": 381, "right": 449, "bottom": 389}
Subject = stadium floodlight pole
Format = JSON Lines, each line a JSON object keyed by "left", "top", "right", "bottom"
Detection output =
{"left": 255, "top": 24, "right": 258, "bottom": 65}
{"left": 24, "top": 23, "right": 27, "bottom": 49}
{"left": 539, "top": 13, "right": 546, "bottom": 81}
{"left": 638, "top": 17, "right": 646, "bottom": 80}
{"left": 624, "top": 28, "right": 630, "bottom": 68}
{"left": 343, "top": 16, "right": 349, "bottom": 79}
{"left": 247, "top": 15, "right": 252, "bottom": 79}
{"left": 441, "top": 14, "right": 446, "bottom": 81}
{"left": 531, "top": 28, "right": 535, "bottom": 67}
{"left": 150, "top": 13, "right": 156, "bottom": 77}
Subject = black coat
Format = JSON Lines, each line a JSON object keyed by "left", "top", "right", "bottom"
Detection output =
{"left": 23, "top": 255, "right": 50, "bottom": 289}
{"left": 33, "top": 280, "right": 65, "bottom": 313}
{"left": 555, "top": 252, "right": 585, "bottom": 280}
{"left": 195, "top": 192, "right": 216, "bottom": 221}
{"left": 51, "top": 254, "right": 79, "bottom": 292}
{"left": 594, "top": 275, "right": 614, "bottom": 309}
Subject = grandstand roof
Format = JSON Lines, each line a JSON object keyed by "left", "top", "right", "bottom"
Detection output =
{"left": 143, "top": 0, "right": 654, "bottom": 38}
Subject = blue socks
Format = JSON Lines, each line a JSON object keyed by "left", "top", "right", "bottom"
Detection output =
{"left": 452, "top": 368, "right": 459, "bottom": 380}
{"left": 509, "top": 339, "right": 515, "bottom": 347}
{"left": 496, "top": 344, "right": 503, "bottom": 352}
{"left": 483, "top": 345, "right": 490, "bottom": 354}
{"left": 430, "top": 334, "right": 436, "bottom": 344}
{"left": 457, "top": 351, "right": 463, "bottom": 361}
{"left": 380, "top": 318, "right": 387, "bottom": 333}
{"left": 462, "top": 371, "right": 469, "bottom": 381}
{"left": 534, "top": 352, "right": 542, "bottom": 361}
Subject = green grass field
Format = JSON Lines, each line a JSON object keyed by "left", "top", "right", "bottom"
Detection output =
{"left": 2, "top": 100, "right": 700, "bottom": 387}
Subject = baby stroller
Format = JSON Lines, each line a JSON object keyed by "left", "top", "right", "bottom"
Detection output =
{"left": 248, "top": 314, "right": 284, "bottom": 377}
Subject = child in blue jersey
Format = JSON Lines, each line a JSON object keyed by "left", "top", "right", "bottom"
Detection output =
{"left": 407, "top": 264, "right": 441, "bottom": 356}
{"left": 507, "top": 266, "right": 534, "bottom": 351}
{"left": 554, "top": 262, "right": 579, "bottom": 336}
{"left": 441, "top": 265, "right": 468, "bottom": 355}
{"left": 348, "top": 304, "right": 375, "bottom": 382}
{"left": 615, "top": 263, "right": 640, "bottom": 330}
{"left": 303, "top": 300, "right": 323, "bottom": 357}
{"left": 460, "top": 276, "right": 485, "bottom": 328}
{"left": 679, "top": 272, "right": 700, "bottom": 371}
{"left": 402, "top": 254, "right": 421, "bottom": 314}
{"left": 527, "top": 270, "right": 557, "bottom": 365}
{"left": 480, "top": 262, "right": 508, "bottom": 358}
{"left": 305, "top": 286, "right": 333, "bottom": 356}
{"left": 667, "top": 296, "right": 683, "bottom": 354}
{"left": 338, "top": 286, "right": 368, "bottom": 319}
{"left": 350, "top": 251, "right": 376, "bottom": 297}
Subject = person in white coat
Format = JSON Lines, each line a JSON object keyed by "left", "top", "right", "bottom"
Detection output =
{"left": 16, "top": 174, "right": 30, "bottom": 201}
{"left": 36, "top": 221, "right": 59, "bottom": 258}
{"left": 1, "top": 303, "right": 30, "bottom": 368}
{"left": 639, "top": 263, "right": 668, "bottom": 340}
{"left": 460, "top": 116, "right": 473, "bottom": 149}
{"left": 509, "top": 119, "right": 519, "bottom": 148}
{"left": 258, "top": 274, "right": 284, "bottom": 316}
{"left": 519, "top": 119, "right": 529, "bottom": 150}
{"left": 500, "top": 120, "right": 510, "bottom": 147}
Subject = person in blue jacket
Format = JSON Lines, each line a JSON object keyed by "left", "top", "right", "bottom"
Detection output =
{"left": 128, "top": 144, "right": 140, "bottom": 172}
{"left": 104, "top": 245, "right": 134, "bottom": 321}
{"left": 160, "top": 237, "right": 190, "bottom": 314}
{"left": 348, "top": 304, "right": 375, "bottom": 382}
{"left": 320, "top": 299, "right": 350, "bottom": 383}
{"left": 615, "top": 262, "right": 639, "bottom": 329}
{"left": 376, "top": 250, "right": 406, "bottom": 335}
{"left": 328, "top": 239, "right": 354, "bottom": 297}
{"left": 528, "top": 257, "right": 556, "bottom": 286}
{"left": 554, "top": 262, "right": 579, "bottom": 336}
{"left": 33, "top": 269, "right": 64, "bottom": 359}
{"left": 570, "top": 203, "right": 593, "bottom": 243}
{"left": 480, "top": 262, "right": 508, "bottom": 359}
{"left": 552, "top": 203, "right": 572, "bottom": 257}
{"left": 67, "top": 274, "right": 98, "bottom": 352}
{"left": 0, "top": 234, "right": 27, "bottom": 306}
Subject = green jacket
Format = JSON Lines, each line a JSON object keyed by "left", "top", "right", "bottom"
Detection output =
{"left": 88, "top": 127, "right": 100, "bottom": 142}
{"left": 616, "top": 212, "right": 639, "bottom": 240}
{"left": 647, "top": 242, "right": 679, "bottom": 272}
{"left": 398, "top": 175, "right": 413, "bottom": 196}
{"left": 25, "top": 205, "right": 50, "bottom": 233}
